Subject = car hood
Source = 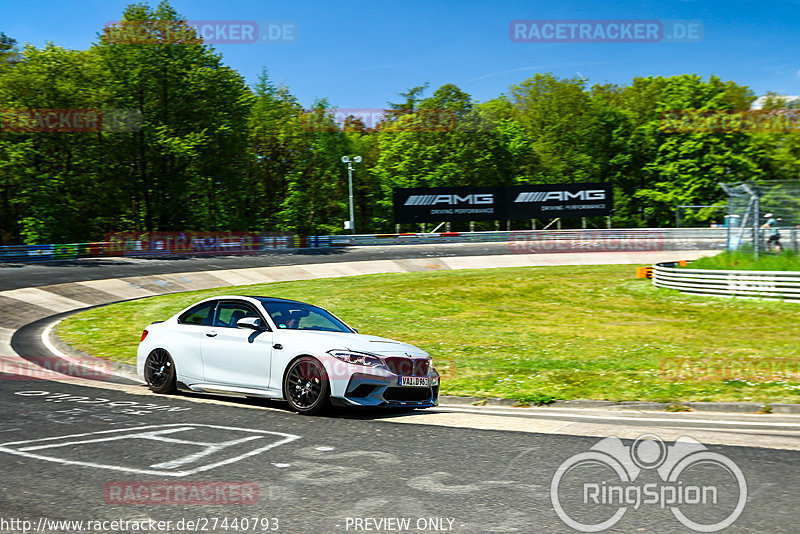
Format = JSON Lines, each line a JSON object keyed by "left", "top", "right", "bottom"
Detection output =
{"left": 277, "top": 330, "right": 428, "bottom": 357}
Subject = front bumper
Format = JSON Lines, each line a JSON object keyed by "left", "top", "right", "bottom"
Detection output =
{"left": 333, "top": 370, "right": 440, "bottom": 408}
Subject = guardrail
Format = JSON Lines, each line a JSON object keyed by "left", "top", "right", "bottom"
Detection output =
{"left": 0, "top": 234, "right": 294, "bottom": 263}
{"left": 1, "top": 228, "right": 727, "bottom": 263}
{"left": 652, "top": 262, "right": 800, "bottom": 302}
{"left": 335, "top": 228, "right": 728, "bottom": 250}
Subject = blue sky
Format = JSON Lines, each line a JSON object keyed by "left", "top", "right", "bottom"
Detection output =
{"left": 3, "top": 0, "right": 800, "bottom": 108}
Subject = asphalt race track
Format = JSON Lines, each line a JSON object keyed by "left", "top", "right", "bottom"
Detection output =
{"left": 2, "top": 379, "right": 799, "bottom": 533}
{"left": 0, "top": 243, "right": 518, "bottom": 291}
{"left": 2, "top": 245, "right": 800, "bottom": 533}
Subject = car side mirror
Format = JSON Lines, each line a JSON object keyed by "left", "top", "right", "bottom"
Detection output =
{"left": 237, "top": 317, "right": 267, "bottom": 331}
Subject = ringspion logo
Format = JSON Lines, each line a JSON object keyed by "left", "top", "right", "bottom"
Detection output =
{"left": 551, "top": 434, "right": 746, "bottom": 532}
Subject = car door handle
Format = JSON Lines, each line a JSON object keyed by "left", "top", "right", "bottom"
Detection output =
{"left": 205, "top": 331, "right": 218, "bottom": 337}
{"left": 273, "top": 343, "right": 283, "bottom": 350}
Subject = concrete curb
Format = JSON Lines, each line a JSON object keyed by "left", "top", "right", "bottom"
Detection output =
{"left": 47, "top": 321, "right": 141, "bottom": 383}
{"left": 439, "top": 396, "right": 800, "bottom": 414}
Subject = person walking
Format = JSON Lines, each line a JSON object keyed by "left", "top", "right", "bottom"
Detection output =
{"left": 761, "top": 213, "right": 783, "bottom": 252}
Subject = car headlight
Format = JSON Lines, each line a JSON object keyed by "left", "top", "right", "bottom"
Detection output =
{"left": 328, "top": 350, "right": 384, "bottom": 368}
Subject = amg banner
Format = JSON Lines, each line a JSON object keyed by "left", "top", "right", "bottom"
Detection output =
{"left": 393, "top": 183, "right": 612, "bottom": 223}
{"left": 393, "top": 186, "right": 505, "bottom": 223}
{"left": 507, "top": 182, "right": 613, "bottom": 219}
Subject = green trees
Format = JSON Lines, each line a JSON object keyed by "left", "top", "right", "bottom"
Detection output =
{"left": 98, "top": 1, "right": 253, "bottom": 232}
{"left": 371, "top": 84, "right": 516, "bottom": 228}
{"left": 0, "top": 43, "right": 110, "bottom": 243}
{"left": 1, "top": 1, "right": 798, "bottom": 244}
{"left": 625, "top": 75, "right": 757, "bottom": 226}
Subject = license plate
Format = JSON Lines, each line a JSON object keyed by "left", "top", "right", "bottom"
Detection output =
{"left": 399, "top": 376, "right": 429, "bottom": 387}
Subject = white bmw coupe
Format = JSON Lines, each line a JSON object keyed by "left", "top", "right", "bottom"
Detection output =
{"left": 137, "top": 295, "right": 439, "bottom": 414}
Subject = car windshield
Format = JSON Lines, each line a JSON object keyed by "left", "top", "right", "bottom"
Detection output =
{"left": 259, "top": 300, "right": 352, "bottom": 333}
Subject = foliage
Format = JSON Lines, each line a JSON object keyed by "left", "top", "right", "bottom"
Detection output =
{"left": 1, "top": 2, "right": 799, "bottom": 243}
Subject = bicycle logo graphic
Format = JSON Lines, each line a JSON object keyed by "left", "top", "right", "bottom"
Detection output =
{"left": 551, "top": 434, "right": 747, "bottom": 532}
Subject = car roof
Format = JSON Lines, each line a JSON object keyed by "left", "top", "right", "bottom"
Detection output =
{"left": 244, "top": 296, "right": 309, "bottom": 305}
{"left": 194, "top": 295, "right": 314, "bottom": 307}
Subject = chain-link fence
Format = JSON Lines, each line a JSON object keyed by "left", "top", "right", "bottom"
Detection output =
{"left": 675, "top": 204, "right": 728, "bottom": 228}
{"left": 721, "top": 180, "right": 800, "bottom": 255}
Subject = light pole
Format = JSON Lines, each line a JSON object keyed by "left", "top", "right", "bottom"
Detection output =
{"left": 341, "top": 155, "right": 361, "bottom": 233}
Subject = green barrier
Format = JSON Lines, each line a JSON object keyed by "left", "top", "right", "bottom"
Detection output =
{"left": 53, "top": 243, "right": 79, "bottom": 259}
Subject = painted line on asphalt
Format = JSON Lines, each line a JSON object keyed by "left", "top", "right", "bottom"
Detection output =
{"left": 434, "top": 405, "right": 800, "bottom": 428}
{"left": 0, "top": 424, "right": 301, "bottom": 477}
{"left": 41, "top": 319, "right": 146, "bottom": 385}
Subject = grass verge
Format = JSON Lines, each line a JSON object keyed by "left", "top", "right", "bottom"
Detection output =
{"left": 57, "top": 265, "right": 800, "bottom": 404}
{"left": 688, "top": 250, "right": 800, "bottom": 271}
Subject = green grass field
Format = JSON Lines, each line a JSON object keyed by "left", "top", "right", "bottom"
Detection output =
{"left": 688, "top": 250, "right": 800, "bottom": 271}
{"left": 57, "top": 265, "right": 800, "bottom": 404}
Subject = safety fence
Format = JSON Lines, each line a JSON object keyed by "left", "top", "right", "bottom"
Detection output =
{"left": 1, "top": 232, "right": 292, "bottom": 262}
{"left": 1, "top": 228, "right": 728, "bottom": 263}
{"left": 335, "top": 228, "right": 728, "bottom": 250}
{"left": 652, "top": 261, "right": 800, "bottom": 301}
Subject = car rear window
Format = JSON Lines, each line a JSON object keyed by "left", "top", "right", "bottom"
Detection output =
{"left": 178, "top": 301, "right": 216, "bottom": 326}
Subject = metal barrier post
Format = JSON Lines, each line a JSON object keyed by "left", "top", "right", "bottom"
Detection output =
{"left": 753, "top": 194, "right": 760, "bottom": 258}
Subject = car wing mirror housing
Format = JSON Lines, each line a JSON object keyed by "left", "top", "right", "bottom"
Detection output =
{"left": 237, "top": 317, "right": 267, "bottom": 331}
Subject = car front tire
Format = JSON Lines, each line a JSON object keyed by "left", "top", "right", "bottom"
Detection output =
{"left": 284, "top": 356, "right": 331, "bottom": 415}
{"left": 144, "top": 348, "right": 177, "bottom": 394}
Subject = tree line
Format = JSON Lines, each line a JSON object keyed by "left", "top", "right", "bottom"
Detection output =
{"left": 1, "top": 1, "right": 798, "bottom": 245}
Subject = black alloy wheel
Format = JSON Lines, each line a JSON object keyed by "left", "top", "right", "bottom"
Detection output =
{"left": 144, "top": 348, "right": 177, "bottom": 394}
{"left": 284, "top": 356, "right": 330, "bottom": 415}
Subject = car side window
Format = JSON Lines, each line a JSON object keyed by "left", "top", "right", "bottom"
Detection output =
{"left": 214, "top": 301, "right": 263, "bottom": 328}
{"left": 178, "top": 301, "right": 216, "bottom": 326}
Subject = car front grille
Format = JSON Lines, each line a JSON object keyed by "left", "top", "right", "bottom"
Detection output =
{"left": 384, "top": 357, "right": 429, "bottom": 377}
{"left": 383, "top": 387, "right": 431, "bottom": 402}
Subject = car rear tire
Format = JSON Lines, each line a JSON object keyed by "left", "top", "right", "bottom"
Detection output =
{"left": 144, "top": 348, "right": 177, "bottom": 394}
{"left": 284, "top": 356, "right": 330, "bottom": 415}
